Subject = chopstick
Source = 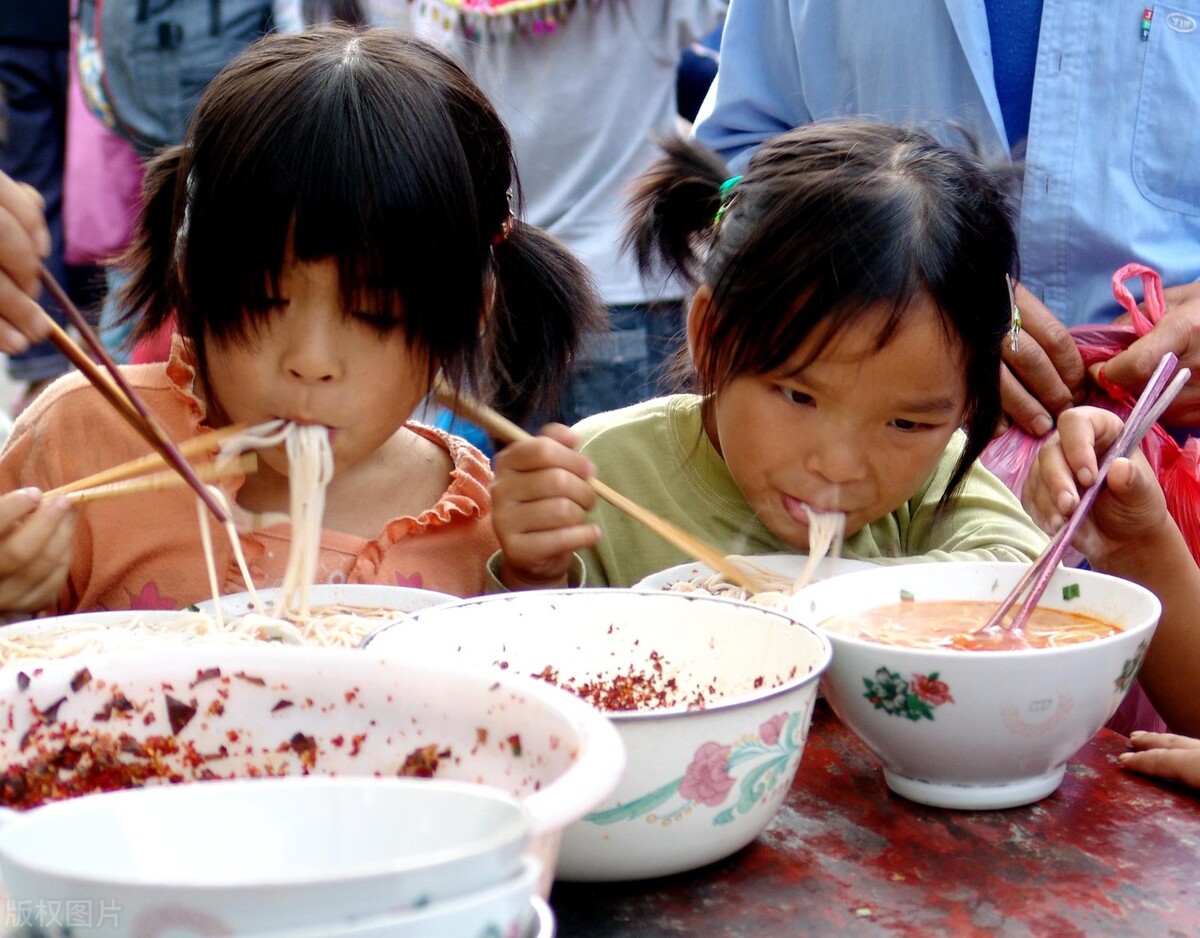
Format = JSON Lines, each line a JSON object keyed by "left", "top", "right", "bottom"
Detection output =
{"left": 44, "top": 424, "right": 250, "bottom": 499}
{"left": 433, "top": 377, "right": 772, "bottom": 594}
{"left": 983, "top": 352, "right": 1190, "bottom": 633}
{"left": 63, "top": 453, "right": 257, "bottom": 506}
{"left": 36, "top": 266, "right": 230, "bottom": 524}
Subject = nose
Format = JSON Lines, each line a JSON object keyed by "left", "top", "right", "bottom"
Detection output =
{"left": 280, "top": 317, "right": 343, "bottom": 385}
{"left": 803, "top": 425, "right": 868, "bottom": 486}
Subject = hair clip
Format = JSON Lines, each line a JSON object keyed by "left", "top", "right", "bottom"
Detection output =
{"left": 492, "top": 214, "right": 514, "bottom": 246}
{"left": 713, "top": 174, "right": 743, "bottom": 227}
{"left": 1006, "top": 273, "right": 1021, "bottom": 353}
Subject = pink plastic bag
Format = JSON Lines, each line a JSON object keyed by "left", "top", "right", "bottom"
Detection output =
{"left": 982, "top": 264, "right": 1200, "bottom": 566}
{"left": 63, "top": 17, "right": 146, "bottom": 266}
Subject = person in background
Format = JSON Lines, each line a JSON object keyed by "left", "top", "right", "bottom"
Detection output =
{"left": 489, "top": 121, "right": 1048, "bottom": 591}
{"left": 0, "top": 27, "right": 603, "bottom": 616}
{"left": 693, "top": 0, "right": 1200, "bottom": 439}
{"left": 421, "top": 0, "right": 726, "bottom": 428}
{"left": 1023, "top": 405, "right": 1200, "bottom": 761}
{"left": 0, "top": 0, "right": 101, "bottom": 414}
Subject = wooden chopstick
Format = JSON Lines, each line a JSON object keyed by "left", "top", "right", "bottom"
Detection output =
{"left": 983, "top": 352, "right": 1190, "bottom": 632}
{"left": 433, "top": 377, "right": 772, "bottom": 594}
{"left": 37, "top": 266, "right": 230, "bottom": 524}
{"left": 45, "top": 424, "right": 250, "bottom": 499}
{"left": 63, "top": 453, "right": 257, "bottom": 506}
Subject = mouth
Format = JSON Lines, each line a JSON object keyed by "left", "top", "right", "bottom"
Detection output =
{"left": 781, "top": 493, "right": 846, "bottom": 525}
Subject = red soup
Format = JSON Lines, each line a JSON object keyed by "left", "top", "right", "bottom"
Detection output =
{"left": 820, "top": 599, "right": 1121, "bottom": 652}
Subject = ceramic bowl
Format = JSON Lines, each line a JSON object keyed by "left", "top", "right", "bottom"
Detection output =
{"left": 634, "top": 552, "right": 875, "bottom": 598}
{"left": 364, "top": 589, "right": 833, "bottom": 881}
{"left": 263, "top": 856, "right": 545, "bottom": 937}
{"left": 0, "top": 645, "right": 624, "bottom": 899}
{"left": 789, "top": 561, "right": 1161, "bottom": 809}
{"left": 197, "top": 582, "right": 457, "bottom": 619}
{"left": 0, "top": 777, "right": 530, "bottom": 936}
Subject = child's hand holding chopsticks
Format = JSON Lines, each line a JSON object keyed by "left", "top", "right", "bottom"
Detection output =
{"left": 0, "top": 488, "right": 75, "bottom": 620}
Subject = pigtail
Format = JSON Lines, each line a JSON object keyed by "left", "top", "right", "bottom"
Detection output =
{"left": 485, "top": 222, "right": 608, "bottom": 425}
{"left": 622, "top": 133, "right": 729, "bottom": 287}
{"left": 117, "top": 145, "right": 189, "bottom": 341}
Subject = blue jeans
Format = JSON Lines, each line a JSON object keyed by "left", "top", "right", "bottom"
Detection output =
{"left": 550, "top": 301, "right": 687, "bottom": 426}
{"left": 0, "top": 41, "right": 97, "bottom": 383}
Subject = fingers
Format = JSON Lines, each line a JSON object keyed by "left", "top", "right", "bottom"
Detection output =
{"left": 1104, "top": 290, "right": 1200, "bottom": 428}
{"left": 1120, "top": 733, "right": 1200, "bottom": 789}
{"left": 999, "top": 285, "right": 1086, "bottom": 435}
{"left": 0, "top": 173, "right": 54, "bottom": 347}
{"left": 0, "top": 490, "right": 76, "bottom": 614}
{"left": 492, "top": 428, "right": 602, "bottom": 589}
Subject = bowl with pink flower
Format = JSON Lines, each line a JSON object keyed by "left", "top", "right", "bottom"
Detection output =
{"left": 362, "top": 589, "right": 833, "bottom": 881}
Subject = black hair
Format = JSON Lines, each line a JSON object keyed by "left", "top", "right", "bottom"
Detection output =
{"left": 624, "top": 119, "right": 1021, "bottom": 507}
{"left": 121, "top": 25, "right": 605, "bottom": 426}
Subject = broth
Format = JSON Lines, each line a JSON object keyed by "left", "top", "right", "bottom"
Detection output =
{"left": 820, "top": 599, "right": 1121, "bottom": 651}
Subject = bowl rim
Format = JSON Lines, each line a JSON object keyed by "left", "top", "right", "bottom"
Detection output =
{"left": 195, "top": 583, "right": 459, "bottom": 615}
{"left": 0, "top": 644, "right": 626, "bottom": 847}
{"left": 0, "top": 775, "right": 531, "bottom": 889}
{"left": 788, "top": 561, "right": 1162, "bottom": 658}
{"left": 363, "top": 588, "right": 835, "bottom": 722}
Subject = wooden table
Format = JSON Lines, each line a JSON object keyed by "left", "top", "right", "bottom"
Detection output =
{"left": 551, "top": 701, "right": 1200, "bottom": 936}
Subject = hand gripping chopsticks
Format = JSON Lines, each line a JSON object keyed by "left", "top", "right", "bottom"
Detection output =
{"left": 36, "top": 266, "right": 230, "bottom": 523}
{"left": 982, "top": 352, "right": 1190, "bottom": 633}
{"left": 433, "top": 378, "right": 772, "bottom": 595}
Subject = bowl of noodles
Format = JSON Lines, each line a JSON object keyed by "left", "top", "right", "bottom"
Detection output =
{"left": 634, "top": 553, "right": 876, "bottom": 606}
{"left": 0, "top": 644, "right": 624, "bottom": 899}
{"left": 364, "top": 589, "right": 833, "bottom": 882}
{"left": 789, "top": 561, "right": 1161, "bottom": 809}
{"left": 196, "top": 583, "right": 458, "bottom": 647}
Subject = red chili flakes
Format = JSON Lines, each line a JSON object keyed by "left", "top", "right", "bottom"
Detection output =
{"left": 532, "top": 662, "right": 704, "bottom": 712}
{"left": 16, "top": 672, "right": 30, "bottom": 692}
{"left": 344, "top": 690, "right": 358, "bottom": 704}
{"left": 206, "top": 700, "right": 225, "bottom": 717}
{"left": 349, "top": 733, "right": 367, "bottom": 757}
{"left": 288, "top": 733, "right": 318, "bottom": 771}
{"left": 70, "top": 668, "right": 92, "bottom": 692}
{"left": 164, "top": 695, "right": 197, "bottom": 736}
{"left": 233, "top": 672, "right": 266, "bottom": 686}
{"left": 753, "top": 676, "right": 765, "bottom": 689}
{"left": 476, "top": 728, "right": 488, "bottom": 745}
{"left": 93, "top": 693, "right": 134, "bottom": 722}
{"left": 39, "top": 697, "right": 67, "bottom": 725}
{"left": 398, "top": 744, "right": 450, "bottom": 778}
{"left": 190, "top": 667, "right": 221, "bottom": 688}
{"left": 507, "top": 734, "right": 523, "bottom": 757}
{"left": 271, "top": 699, "right": 294, "bottom": 713}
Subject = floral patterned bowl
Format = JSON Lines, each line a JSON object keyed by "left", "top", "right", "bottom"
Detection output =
{"left": 363, "top": 589, "right": 833, "bottom": 882}
{"left": 789, "top": 562, "right": 1161, "bottom": 809}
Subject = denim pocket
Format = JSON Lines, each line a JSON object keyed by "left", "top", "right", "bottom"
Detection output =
{"left": 1133, "top": 4, "right": 1200, "bottom": 215}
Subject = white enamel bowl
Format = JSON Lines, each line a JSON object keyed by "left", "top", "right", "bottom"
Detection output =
{"left": 264, "top": 856, "right": 546, "bottom": 937}
{"left": 0, "top": 777, "right": 531, "bottom": 936}
{"left": 196, "top": 582, "right": 457, "bottom": 620}
{"left": 789, "top": 562, "right": 1161, "bottom": 809}
{"left": 634, "top": 552, "right": 876, "bottom": 594}
{"left": 0, "top": 645, "right": 623, "bottom": 900}
{"left": 363, "top": 589, "right": 833, "bottom": 882}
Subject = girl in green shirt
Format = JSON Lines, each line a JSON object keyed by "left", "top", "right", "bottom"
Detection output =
{"left": 491, "top": 120, "right": 1048, "bottom": 589}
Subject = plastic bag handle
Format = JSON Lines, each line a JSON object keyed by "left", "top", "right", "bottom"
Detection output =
{"left": 1111, "top": 262, "right": 1165, "bottom": 336}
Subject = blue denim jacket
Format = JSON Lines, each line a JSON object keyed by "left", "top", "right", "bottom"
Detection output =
{"left": 694, "top": 0, "right": 1200, "bottom": 327}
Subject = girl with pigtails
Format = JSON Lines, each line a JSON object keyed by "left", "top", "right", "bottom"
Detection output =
{"left": 0, "top": 25, "right": 605, "bottom": 616}
{"left": 490, "top": 120, "right": 1049, "bottom": 590}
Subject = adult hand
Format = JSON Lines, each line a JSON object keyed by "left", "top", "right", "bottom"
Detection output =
{"left": 1104, "top": 281, "right": 1200, "bottom": 429}
{"left": 0, "top": 488, "right": 76, "bottom": 615}
{"left": 0, "top": 171, "right": 54, "bottom": 355}
{"left": 999, "top": 283, "right": 1086, "bottom": 437}
{"left": 1119, "top": 731, "right": 1200, "bottom": 789}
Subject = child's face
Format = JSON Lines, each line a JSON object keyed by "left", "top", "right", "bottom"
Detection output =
{"left": 707, "top": 294, "right": 969, "bottom": 547}
{"left": 203, "top": 256, "right": 429, "bottom": 481}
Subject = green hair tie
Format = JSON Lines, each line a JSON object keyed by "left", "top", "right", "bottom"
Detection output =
{"left": 713, "top": 174, "right": 743, "bottom": 226}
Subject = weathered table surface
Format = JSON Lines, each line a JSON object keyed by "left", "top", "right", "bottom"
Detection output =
{"left": 551, "top": 701, "right": 1200, "bottom": 936}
